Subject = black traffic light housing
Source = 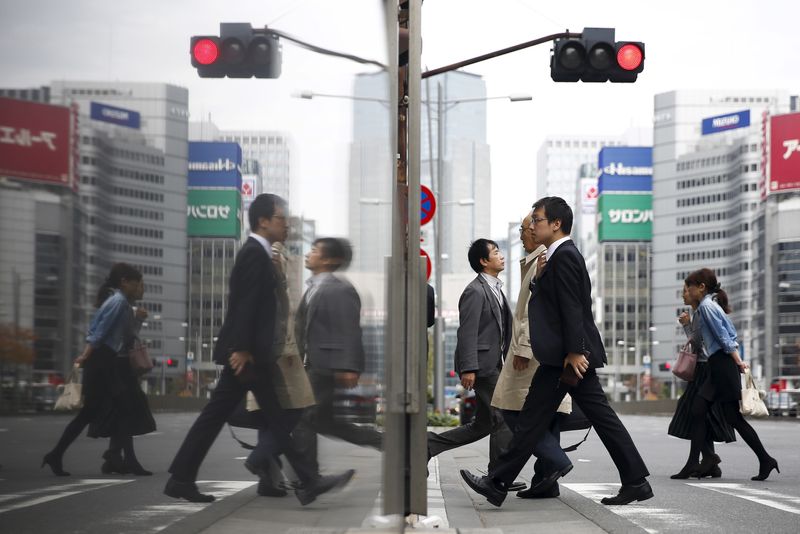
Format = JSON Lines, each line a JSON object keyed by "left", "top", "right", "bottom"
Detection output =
{"left": 551, "top": 28, "right": 644, "bottom": 83}
{"left": 191, "top": 23, "right": 282, "bottom": 79}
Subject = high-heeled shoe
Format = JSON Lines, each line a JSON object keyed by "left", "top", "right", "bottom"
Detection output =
{"left": 670, "top": 464, "right": 699, "bottom": 479}
{"left": 694, "top": 453, "right": 721, "bottom": 478}
{"left": 41, "top": 452, "right": 70, "bottom": 477}
{"left": 101, "top": 451, "right": 129, "bottom": 475}
{"left": 752, "top": 458, "right": 779, "bottom": 481}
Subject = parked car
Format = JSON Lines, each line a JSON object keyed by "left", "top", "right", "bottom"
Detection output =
{"left": 766, "top": 390, "right": 798, "bottom": 417}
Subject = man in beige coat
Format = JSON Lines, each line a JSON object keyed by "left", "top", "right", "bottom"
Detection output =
{"left": 490, "top": 211, "right": 572, "bottom": 499}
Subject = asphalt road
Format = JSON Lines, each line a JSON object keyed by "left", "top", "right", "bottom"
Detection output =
{"left": 0, "top": 412, "right": 798, "bottom": 533}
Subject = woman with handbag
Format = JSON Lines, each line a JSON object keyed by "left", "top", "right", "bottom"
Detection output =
{"left": 680, "top": 268, "right": 779, "bottom": 481}
{"left": 667, "top": 284, "right": 735, "bottom": 479}
{"left": 42, "top": 263, "right": 154, "bottom": 476}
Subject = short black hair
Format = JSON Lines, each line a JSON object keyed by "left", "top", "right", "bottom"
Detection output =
{"left": 467, "top": 238, "right": 498, "bottom": 274}
{"left": 313, "top": 237, "right": 353, "bottom": 271}
{"left": 248, "top": 193, "right": 287, "bottom": 232}
{"left": 532, "top": 196, "right": 573, "bottom": 235}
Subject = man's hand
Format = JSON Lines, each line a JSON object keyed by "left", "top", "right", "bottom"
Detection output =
{"left": 512, "top": 355, "right": 530, "bottom": 371}
{"left": 460, "top": 372, "right": 476, "bottom": 390}
{"left": 335, "top": 371, "right": 360, "bottom": 389}
{"left": 535, "top": 254, "right": 547, "bottom": 279}
{"left": 564, "top": 352, "right": 589, "bottom": 379}
{"left": 229, "top": 351, "right": 254, "bottom": 376}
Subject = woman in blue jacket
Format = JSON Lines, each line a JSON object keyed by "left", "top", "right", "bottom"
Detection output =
{"left": 681, "top": 268, "right": 778, "bottom": 481}
{"left": 42, "top": 263, "right": 154, "bottom": 476}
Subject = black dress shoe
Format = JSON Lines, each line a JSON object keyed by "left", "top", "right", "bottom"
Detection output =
{"left": 459, "top": 469, "right": 506, "bottom": 507}
{"left": 525, "top": 464, "right": 573, "bottom": 495}
{"left": 257, "top": 478, "right": 288, "bottom": 497}
{"left": 694, "top": 453, "right": 721, "bottom": 479}
{"left": 164, "top": 477, "right": 216, "bottom": 503}
{"left": 517, "top": 482, "right": 559, "bottom": 499}
{"left": 600, "top": 480, "right": 653, "bottom": 505}
{"left": 507, "top": 480, "right": 527, "bottom": 492}
{"left": 295, "top": 469, "right": 355, "bottom": 506}
{"left": 752, "top": 457, "right": 779, "bottom": 481}
{"left": 122, "top": 460, "right": 152, "bottom": 476}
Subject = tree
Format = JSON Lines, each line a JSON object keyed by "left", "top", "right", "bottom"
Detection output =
{"left": 0, "top": 324, "right": 35, "bottom": 366}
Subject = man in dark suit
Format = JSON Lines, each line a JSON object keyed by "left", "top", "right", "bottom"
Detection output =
{"left": 164, "top": 195, "right": 353, "bottom": 505}
{"left": 427, "top": 239, "right": 522, "bottom": 489}
{"left": 461, "top": 197, "right": 652, "bottom": 507}
{"left": 292, "top": 237, "right": 382, "bottom": 476}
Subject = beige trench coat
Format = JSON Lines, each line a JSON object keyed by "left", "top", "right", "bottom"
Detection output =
{"left": 491, "top": 245, "right": 571, "bottom": 414}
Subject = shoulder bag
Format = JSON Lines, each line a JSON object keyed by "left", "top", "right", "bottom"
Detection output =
{"left": 672, "top": 341, "right": 697, "bottom": 381}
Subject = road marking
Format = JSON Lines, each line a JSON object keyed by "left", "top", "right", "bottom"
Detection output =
{"left": 0, "top": 479, "right": 132, "bottom": 514}
{"left": 111, "top": 480, "right": 256, "bottom": 531}
{"left": 687, "top": 482, "right": 800, "bottom": 515}
{"left": 564, "top": 482, "right": 710, "bottom": 534}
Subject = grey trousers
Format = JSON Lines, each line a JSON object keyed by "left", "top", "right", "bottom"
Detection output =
{"left": 427, "top": 372, "right": 512, "bottom": 471}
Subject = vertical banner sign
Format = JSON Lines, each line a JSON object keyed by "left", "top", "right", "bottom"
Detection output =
{"left": 0, "top": 97, "right": 73, "bottom": 188}
{"left": 769, "top": 112, "right": 800, "bottom": 194}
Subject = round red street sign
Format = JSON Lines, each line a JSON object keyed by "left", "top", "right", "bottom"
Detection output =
{"left": 420, "top": 185, "right": 436, "bottom": 226}
{"left": 420, "top": 248, "right": 432, "bottom": 280}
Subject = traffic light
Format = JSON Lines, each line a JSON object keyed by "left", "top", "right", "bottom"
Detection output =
{"left": 658, "top": 362, "right": 672, "bottom": 372}
{"left": 448, "top": 370, "right": 456, "bottom": 378}
{"left": 166, "top": 358, "right": 178, "bottom": 368}
{"left": 191, "top": 23, "right": 282, "bottom": 79}
{"left": 550, "top": 28, "right": 644, "bottom": 83}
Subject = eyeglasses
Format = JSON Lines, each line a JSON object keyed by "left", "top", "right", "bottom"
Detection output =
{"left": 518, "top": 226, "right": 532, "bottom": 235}
{"left": 531, "top": 216, "right": 549, "bottom": 225}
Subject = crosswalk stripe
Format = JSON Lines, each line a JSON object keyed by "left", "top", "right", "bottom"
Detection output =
{"left": 687, "top": 482, "right": 800, "bottom": 515}
{"left": 0, "top": 479, "right": 132, "bottom": 514}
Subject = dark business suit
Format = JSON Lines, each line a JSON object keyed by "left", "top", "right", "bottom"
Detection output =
{"left": 428, "top": 275, "right": 513, "bottom": 471}
{"left": 292, "top": 273, "right": 382, "bottom": 475}
{"left": 488, "top": 239, "right": 649, "bottom": 486}
{"left": 168, "top": 237, "right": 315, "bottom": 484}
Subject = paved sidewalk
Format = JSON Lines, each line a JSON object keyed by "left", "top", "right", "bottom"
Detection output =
{"left": 162, "top": 429, "right": 644, "bottom": 534}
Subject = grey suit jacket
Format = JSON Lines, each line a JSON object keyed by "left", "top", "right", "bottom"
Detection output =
{"left": 454, "top": 275, "right": 512, "bottom": 378}
{"left": 295, "top": 273, "right": 365, "bottom": 373}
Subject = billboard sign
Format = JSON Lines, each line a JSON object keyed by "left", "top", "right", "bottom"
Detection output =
{"left": 769, "top": 112, "right": 800, "bottom": 194}
{"left": 701, "top": 109, "right": 750, "bottom": 136}
{"left": 187, "top": 189, "right": 241, "bottom": 237}
{"left": 90, "top": 102, "right": 141, "bottom": 129}
{"left": 579, "top": 178, "right": 599, "bottom": 214}
{"left": 598, "top": 193, "right": 653, "bottom": 242}
{"left": 188, "top": 141, "right": 242, "bottom": 189}
{"left": 598, "top": 146, "right": 652, "bottom": 193}
{"left": 0, "top": 97, "right": 74, "bottom": 188}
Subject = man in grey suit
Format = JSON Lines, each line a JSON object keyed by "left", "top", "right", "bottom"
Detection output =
{"left": 293, "top": 238, "right": 382, "bottom": 477}
{"left": 427, "top": 239, "right": 523, "bottom": 490}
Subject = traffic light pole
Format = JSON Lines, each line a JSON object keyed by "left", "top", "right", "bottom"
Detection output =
{"left": 422, "top": 31, "right": 581, "bottom": 79}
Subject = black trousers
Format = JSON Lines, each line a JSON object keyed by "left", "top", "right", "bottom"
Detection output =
{"left": 428, "top": 372, "right": 512, "bottom": 472}
{"left": 489, "top": 365, "right": 649, "bottom": 487}
{"left": 168, "top": 365, "right": 315, "bottom": 484}
{"left": 293, "top": 368, "right": 383, "bottom": 476}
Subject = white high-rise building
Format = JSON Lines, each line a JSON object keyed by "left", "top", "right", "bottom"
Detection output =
{"left": 218, "top": 130, "right": 291, "bottom": 202}
{"left": 651, "top": 90, "right": 794, "bottom": 379}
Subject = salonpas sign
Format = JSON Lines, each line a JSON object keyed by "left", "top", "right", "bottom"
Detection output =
{"left": 187, "top": 189, "right": 241, "bottom": 238}
{"left": 598, "top": 193, "right": 652, "bottom": 242}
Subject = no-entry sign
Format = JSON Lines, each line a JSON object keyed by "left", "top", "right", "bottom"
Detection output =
{"left": 420, "top": 185, "right": 436, "bottom": 226}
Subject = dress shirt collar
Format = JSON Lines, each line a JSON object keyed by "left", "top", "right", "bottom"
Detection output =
{"left": 522, "top": 245, "right": 547, "bottom": 266}
{"left": 249, "top": 232, "right": 273, "bottom": 258}
{"left": 480, "top": 272, "right": 503, "bottom": 290}
{"left": 546, "top": 236, "right": 572, "bottom": 261}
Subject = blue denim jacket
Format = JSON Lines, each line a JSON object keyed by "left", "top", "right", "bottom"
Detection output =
{"left": 86, "top": 289, "right": 133, "bottom": 354}
{"left": 696, "top": 294, "right": 739, "bottom": 356}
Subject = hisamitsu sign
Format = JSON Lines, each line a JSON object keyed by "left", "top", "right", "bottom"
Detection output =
{"left": 188, "top": 141, "right": 242, "bottom": 189}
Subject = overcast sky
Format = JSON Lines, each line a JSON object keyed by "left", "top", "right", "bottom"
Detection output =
{"left": 2, "top": 0, "right": 798, "bottom": 237}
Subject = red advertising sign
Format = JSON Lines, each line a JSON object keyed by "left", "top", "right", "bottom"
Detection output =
{"left": 0, "top": 97, "right": 74, "bottom": 188}
{"left": 769, "top": 112, "right": 800, "bottom": 194}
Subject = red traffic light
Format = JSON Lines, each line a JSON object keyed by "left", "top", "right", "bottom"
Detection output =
{"left": 166, "top": 358, "right": 174, "bottom": 366}
{"left": 617, "top": 43, "right": 643, "bottom": 71}
{"left": 192, "top": 38, "right": 219, "bottom": 65}
{"left": 448, "top": 370, "right": 456, "bottom": 378}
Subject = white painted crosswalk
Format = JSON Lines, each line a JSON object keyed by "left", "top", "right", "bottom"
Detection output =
{"left": 686, "top": 482, "right": 800, "bottom": 515}
{"left": 0, "top": 479, "right": 133, "bottom": 514}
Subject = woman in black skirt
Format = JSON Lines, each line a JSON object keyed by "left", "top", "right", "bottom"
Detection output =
{"left": 680, "top": 268, "right": 778, "bottom": 481}
{"left": 42, "top": 263, "right": 155, "bottom": 476}
{"left": 668, "top": 284, "right": 735, "bottom": 479}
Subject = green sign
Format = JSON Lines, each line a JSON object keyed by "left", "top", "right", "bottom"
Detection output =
{"left": 187, "top": 189, "right": 241, "bottom": 237}
{"left": 598, "top": 193, "right": 652, "bottom": 241}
